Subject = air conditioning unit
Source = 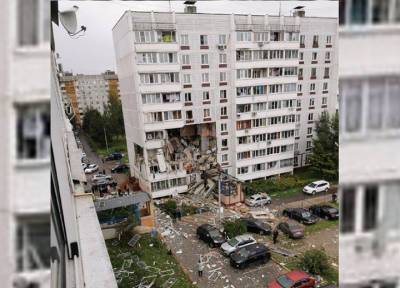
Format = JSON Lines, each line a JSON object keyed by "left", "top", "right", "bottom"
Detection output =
{"left": 217, "top": 44, "right": 227, "bottom": 50}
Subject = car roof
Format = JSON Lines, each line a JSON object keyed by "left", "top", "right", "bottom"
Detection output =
{"left": 200, "top": 223, "right": 217, "bottom": 231}
{"left": 286, "top": 270, "right": 310, "bottom": 281}
{"left": 235, "top": 234, "right": 254, "bottom": 241}
{"left": 311, "top": 180, "right": 328, "bottom": 185}
{"left": 241, "top": 243, "right": 267, "bottom": 253}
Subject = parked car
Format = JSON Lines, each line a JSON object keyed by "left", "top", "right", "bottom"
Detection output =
{"left": 277, "top": 220, "right": 305, "bottom": 239}
{"left": 220, "top": 234, "right": 256, "bottom": 256}
{"left": 84, "top": 164, "right": 98, "bottom": 174}
{"left": 309, "top": 204, "right": 339, "bottom": 220}
{"left": 245, "top": 193, "right": 272, "bottom": 207}
{"left": 230, "top": 243, "right": 270, "bottom": 269}
{"left": 196, "top": 224, "right": 225, "bottom": 247}
{"left": 282, "top": 208, "right": 318, "bottom": 225}
{"left": 241, "top": 218, "right": 272, "bottom": 235}
{"left": 303, "top": 180, "right": 330, "bottom": 195}
{"left": 267, "top": 270, "right": 316, "bottom": 288}
{"left": 82, "top": 152, "right": 87, "bottom": 158}
{"left": 92, "top": 173, "right": 112, "bottom": 181}
{"left": 111, "top": 164, "right": 129, "bottom": 173}
{"left": 81, "top": 163, "right": 87, "bottom": 170}
{"left": 104, "top": 152, "right": 124, "bottom": 161}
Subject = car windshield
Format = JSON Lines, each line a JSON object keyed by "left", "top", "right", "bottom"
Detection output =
{"left": 250, "top": 195, "right": 258, "bottom": 200}
{"left": 308, "top": 183, "right": 317, "bottom": 188}
{"left": 277, "top": 275, "right": 294, "bottom": 288}
{"left": 237, "top": 248, "right": 250, "bottom": 258}
{"left": 228, "top": 238, "right": 239, "bottom": 246}
{"left": 302, "top": 212, "right": 311, "bottom": 218}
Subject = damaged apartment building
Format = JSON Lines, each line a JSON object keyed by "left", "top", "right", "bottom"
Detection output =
{"left": 112, "top": 5, "right": 337, "bottom": 198}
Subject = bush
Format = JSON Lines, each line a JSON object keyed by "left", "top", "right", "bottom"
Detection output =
{"left": 223, "top": 219, "right": 247, "bottom": 238}
{"left": 298, "top": 249, "right": 330, "bottom": 276}
{"left": 163, "top": 199, "right": 177, "bottom": 216}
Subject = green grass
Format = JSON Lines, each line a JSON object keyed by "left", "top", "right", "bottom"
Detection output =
{"left": 305, "top": 220, "right": 338, "bottom": 235}
{"left": 269, "top": 187, "right": 301, "bottom": 198}
{"left": 106, "top": 233, "right": 196, "bottom": 288}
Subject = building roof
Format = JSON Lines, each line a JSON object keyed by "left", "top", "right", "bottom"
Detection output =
{"left": 94, "top": 192, "right": 151, "bottom": 212}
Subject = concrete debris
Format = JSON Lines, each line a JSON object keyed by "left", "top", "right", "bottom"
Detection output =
{"left": 128, "top": 234, "right": 141, "bottom": 247}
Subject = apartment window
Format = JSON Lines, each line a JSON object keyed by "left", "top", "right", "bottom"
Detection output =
{"left": 308, "top": 113, "right": 314, "bottom": 121}
{"left": 203, "top": 91, "right": 210, "bottom": 101}
{"left": 186, "top": 110, "right": 193, "bottom": 119}
{"left": 280, "top": 158, "right": 293, "bottom": 168}
{"left": 180, "top": 34, "right": 189, "bottom": 45}
{"left": 285, "top": 31, "right": 299, "bottom": 41}
{"left": 310, "top": 83, "right": 316, "bottom": 92}
{"left": 306, "top": 141, "right": 312, "bottom": 149}
{"left": 222, "top": 138, "right": 228, "bottom": 147}
{"left": 285, "top": 50, "right": 298, "bottom": 59}
{"left": 270, "top": 31, "right": 281, "bottom": 41}
{"left": 163, "top": 110, "right": 182, "bottom": 121}
{"left": 363, "top": 186, "right": 379, "bottom": 231}
{"left": 323, "top": 82, "right": 328, "bottom": 91}
{"left": 237, "top": 86, "right": 252, "bottom": 97}
{"left": 203, "top": 108, "right": 210, "bottom": 118}
{"left": 297, "top": 99, "right": 301, "bottom": 108}
{"left": 182, "top": 54, "right": 190, "bottom": 65}
{"left": 326, "top": 35, "right": 332, "bottom": 44}
{"left": 221, "top": 107, "right": 227, "bottom": 116}
{"left": 237, "top": 167, "right": 249, "bottom": 174}
{"left": 253, "top": 163, "right": 266, "bottom": 172}
{"left": 220, "top": 72, "right": 227, "bottom": 82}
{"left": 311, "top": 68, "right": 317, "bottom": 78}
{"left": 184, "top": 92, "right": 192, "bottom": 102}
{"left": 156, "top": 31, "right": 176, "bottom": 43}
{"left": 298, "top": 84, "right": 302, "bottom": 92}
{"left": 309, "top": 98, "right": 315, "bottom": 107}
{"left": 18, "top": 0, "right": 50, "bottom": 46}
{"left": 372, "top": 0, "right": 390, "bottom": 23}
{"left": 298, "top": 68, "right": 303, "bottom": 78}
{"left": 351, "top": 0, "right": 368, "bottom": 24}
{"left": 322, "top": 97, "right": 327, "bottom": 105}
{"left": 183, "top": 74, "right": 191, "bottom": 84}
{"left": 236, "top": 50, "right": 252, "bottom": 61}
{"left": 313, "top": 35, "right": 319, "bottom": 47}
{"left": 202, "top": 73, "right": 209, "bottom": 83}
{"left": 142, "top": 93, "right": 161, "bottom": 104}
{"left": 237, "top": 69, "right": 251, "bottom": 79}
{"left": 219, "top": 34, "right": 227, "bottom": 45}
{"left": 294, "top": 129, "right": 300, "bottom": 137}
{"left": 300, "top": 35, "right": 305, "bottom": 46}
{"left": 221, "top": 123, "right": 227, "bottom": 132}
{"left": 16, "top": 216, "right": 50, "bottom": 272}
{"left": 269, "top": 50, "right": 284, "bottom": 59}
{"left": 299, "top": 52, "right": 304, "bottom": 61}
{"left": 159, "top": 52, "right": 177, "bottom": 64}
{"left": 220, "top": 90, "right": 227, "bottom": 99}
{"left": 222, "top": 154, "right": 228, "bottom": 162}
{"left": 201, "top": 54, "right": 209, "bottom": 64}
{"left": 17, "top": 103, "right": 50, "bottom": 160}
{"left": 387, "top": 79, "right": 400, "bottom": 128}
{"left": 255, "top": 32, "right": 268, "bottom": 42}
{"left": 219, "top": 53, "right": 227, "bottom": 64}
{"left": 137, "top": 52, "right": 157, "bottom": 64}
{"left": 324, "top": 67, "right": 330, "bottom": 78}
{"left": 341, "top": 187, "right": 356, "bottom": 233}
{"left": 200, "top": 35, "right": 208, "bottom": 45}
{"left": 307, "top": 127, "right": 313, "bottom": 135}
{"left": 312, "top": 52, "right": 317, "bottom": 61}
{"left": 236, "top": 31, "right": 251, "bottom": 42}
{"left": 325, "top": 52, "right": 331, "bottom": 61}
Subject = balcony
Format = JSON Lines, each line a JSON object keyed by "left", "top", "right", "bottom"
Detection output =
{"left": 132, "top": 22, "right": 176, "bottom": 31}
{"left": 235, "top": 24, "right": 300, "bottom": 32}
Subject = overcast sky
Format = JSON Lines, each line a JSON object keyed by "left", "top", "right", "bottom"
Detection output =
{"left": 54, "top": 1, "right": 338, "bottom": 74}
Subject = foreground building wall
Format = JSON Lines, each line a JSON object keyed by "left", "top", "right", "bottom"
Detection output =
{"left": 339, "top": 0, "right": 400, "bottom": 287}
{"left": 113, "top": 10, "right": 337, "bottom": 198}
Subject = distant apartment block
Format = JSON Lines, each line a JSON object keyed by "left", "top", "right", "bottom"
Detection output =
{"left": 112, "top": 8, "right": 337, "bottom": 198}
{"left": 59, "top": 70, "right": 120, "bottom": 125}
{"left": 339, "top": 1, "right": 400, "bottom": 287}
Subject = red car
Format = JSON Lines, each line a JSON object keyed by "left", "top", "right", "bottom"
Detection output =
{"left": 268, "top": 270, "right": 316, "bottom": 288}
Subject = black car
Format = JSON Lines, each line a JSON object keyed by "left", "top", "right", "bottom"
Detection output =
{"left": 241, "top": 218, "right": 272, "bottom": 235}
{"left": 111, "top": 164, "right": 129, "bottom": 173}
{"left": 230, "top": 243, "right": 271, "bottom": 269}
{"left": 282, "top": 208, "right": 318, "bottom": 225}
{"left": 196, "top": 224, "right": 225, "bottom": 247}
{"left": 309, "top": 205, "right": 339, "bottom": 220}
{"left": 104, "top": 152, "right": 123, "bottom": 161}
{"left": 277, "top": 220, "right": 305, "bottom": 239}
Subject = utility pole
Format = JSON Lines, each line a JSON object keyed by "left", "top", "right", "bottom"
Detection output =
{"left": 104, "top": 127, "right": 109, "bottom": 153}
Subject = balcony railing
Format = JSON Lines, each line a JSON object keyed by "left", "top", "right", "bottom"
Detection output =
{"left": 132, "top": 22, "right": 176, "bottom": 31}
{"left": 235, "top": 23, "right": 300, "bottom": 32}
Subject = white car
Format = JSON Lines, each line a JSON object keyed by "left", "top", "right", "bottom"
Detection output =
{"left": 92, "top": 173, "right": 112, "bottom": 181}
{"left": 303, "top": 180, "right": 330, "bottom": 195}
{"left": 245, "top": 193, "right": 272, "bottom": 207}
{"left": 81, "top": 163, "right": 88, "bottom": 170}
{"left": 82, "top": 152, "right": 87, "bottom": 158}
{"left": 84, "top": 164, "right": 98, "bottom": 174}
{"left": 220, "top": 234, "right": 256, "bottom": 256}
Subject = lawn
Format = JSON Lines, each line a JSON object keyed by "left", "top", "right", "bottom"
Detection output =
{"left": 86, "top": 134, "right": 129, "bottom": 162}
{"left": 106, "top": 233, "right": 196, "bottom": 288}
{"left": 305, "top": 219, "right": 338, "bottom": 235}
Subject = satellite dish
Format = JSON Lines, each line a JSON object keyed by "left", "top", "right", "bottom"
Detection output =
{"left": 59, "top": 6, "right": 79, "bottom": 35}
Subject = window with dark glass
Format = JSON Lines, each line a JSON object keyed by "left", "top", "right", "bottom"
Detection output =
{"left": 341, "top": 187, "right": 356, "bottom": 233}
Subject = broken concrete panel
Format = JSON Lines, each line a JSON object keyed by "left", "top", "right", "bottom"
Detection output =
{"left": 156, "top": 149, "right": 167, "bottom": 172}
{"left": 180, "top": 125, "right": 196, "bottom": 137}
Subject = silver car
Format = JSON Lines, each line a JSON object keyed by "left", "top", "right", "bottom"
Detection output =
{"left": 220, "top": 234, "right": 256, "bottom": 256}
{"left": 245, "top": 193, "right": 272, "bottom": 207}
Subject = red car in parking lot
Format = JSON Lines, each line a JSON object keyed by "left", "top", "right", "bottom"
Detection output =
{"left": 267, "top": 270, "right": 316, "bottom": 288}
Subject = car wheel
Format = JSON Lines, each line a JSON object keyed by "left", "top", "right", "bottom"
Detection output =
{"left": 267, "top": 200, "right": 272, "bottom": 204}
{"left": 312, "top": 190, "right": 316, "bottom": 195}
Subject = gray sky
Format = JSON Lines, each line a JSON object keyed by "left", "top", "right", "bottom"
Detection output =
{"left": 54, "top": 1, "right": 338, "bottom": 74}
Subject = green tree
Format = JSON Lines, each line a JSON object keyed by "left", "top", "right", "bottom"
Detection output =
{"left": 103, "top": 91, "right": 125, "bottom": 142}
{"left": 308, "top": 112, "right": 338, "bottom": 181}
{"left": 299, "top": 249, "right": 330, "bottom": 276}
{"left": 82, "top": 108, "right": 106, "bottom": 147}
{"left": 223, "top": 219, "right": 247, "bottom": 238}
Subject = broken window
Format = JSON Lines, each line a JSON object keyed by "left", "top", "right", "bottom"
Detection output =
{"left": 146, "top": 131, "right": 163, "bottom": 141}
{"left": 17, "top": 103, "right": 50, "bottom": 160}
{"left": 16, "top": 215, "right": 50, "bottom": 272}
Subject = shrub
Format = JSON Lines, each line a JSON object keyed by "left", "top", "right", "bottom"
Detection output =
{"left": 298, "top": 249, "right": 330, "bottom": 276}
{"left": 163, "top": 199, "right": 177, "bottom": 216}
{"left": 223, "top": 219, "right": 247, "bottom": 238}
